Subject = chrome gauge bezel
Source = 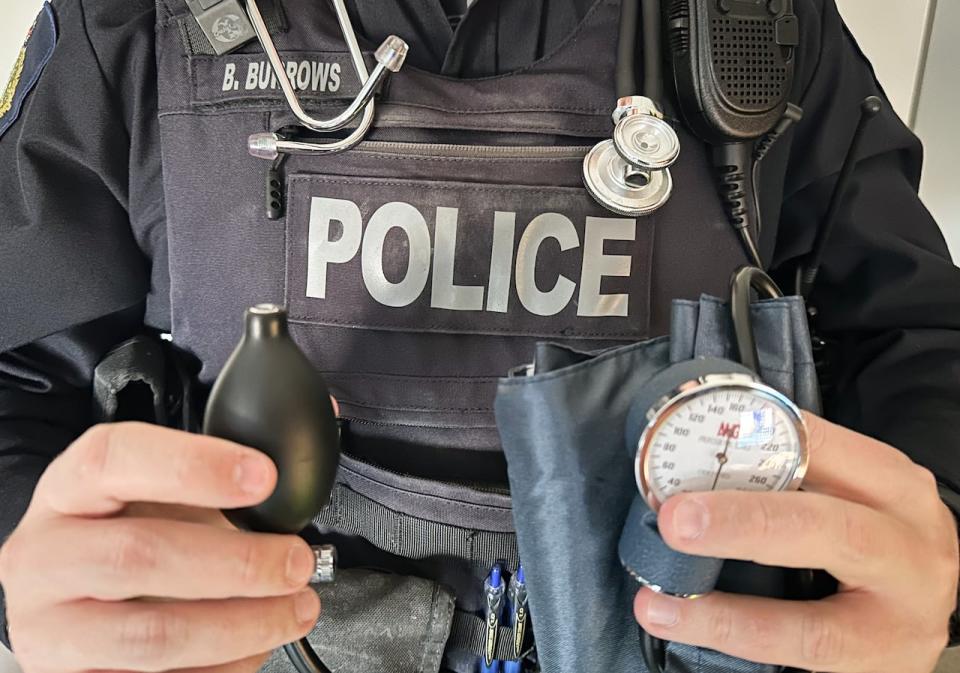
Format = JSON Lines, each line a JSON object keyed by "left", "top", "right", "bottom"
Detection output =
{"left": 635, "top": 374, "right": 809, "bottom": 512}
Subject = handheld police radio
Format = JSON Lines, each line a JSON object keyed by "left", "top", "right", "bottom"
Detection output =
{"left": 666, "top": 0, "right": 801, "bottom": 266}
{"left": 666, "top": 0, "right": 799, "bottom": 143}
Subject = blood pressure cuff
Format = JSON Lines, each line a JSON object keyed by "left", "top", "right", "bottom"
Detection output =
{"left": 494, "top": 294, "right": 819, "bottom": 673}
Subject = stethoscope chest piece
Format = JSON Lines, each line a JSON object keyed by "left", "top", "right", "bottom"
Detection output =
{"left": 612, "top": 97, "right": 680, "bottom": 170}
{"left": 583, "top": 96, "right": 679, "bottom": 217}
{"left": 583, "top": 139, "right": 673, "bottom": 217}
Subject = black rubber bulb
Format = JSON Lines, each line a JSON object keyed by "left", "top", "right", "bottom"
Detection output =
{"left": 203, "top": 304, "right": 341, "bottom": 534}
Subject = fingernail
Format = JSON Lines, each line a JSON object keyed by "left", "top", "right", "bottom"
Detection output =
{"left": 294, "top": 589, "right": 320, "bottom": 625}
{"left": 671, "top": 498, "right": 709, "bottom": 540}
{"left": 646, "top": 594, "right": 681, "bottom": 627}
{"left": 286, "top": 544, "right": 316, "bottom": 586}
{"left": 235, "top": 455, "right": 269, "bottom": 495}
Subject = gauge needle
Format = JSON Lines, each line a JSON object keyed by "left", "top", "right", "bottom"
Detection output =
{"left": 711, "top": 437, "right": 732, "bottom": 491}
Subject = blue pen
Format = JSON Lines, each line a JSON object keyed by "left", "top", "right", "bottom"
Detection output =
{"left": 480, "top": 564, "right": 505, "bottom": 673}
{"left": 503, "top": 565, "right": 529, "bottom": 673}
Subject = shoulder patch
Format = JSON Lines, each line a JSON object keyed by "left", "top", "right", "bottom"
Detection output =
{"left": 0, "top": 2, "right": 58, "bottom": 139}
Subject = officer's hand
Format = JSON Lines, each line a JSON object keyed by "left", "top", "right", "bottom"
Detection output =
{"left": 633, "top": 413, "right": 958, "bottom": 673}
{"left": 0, "top": 423, "right": 321, "bottom": 673}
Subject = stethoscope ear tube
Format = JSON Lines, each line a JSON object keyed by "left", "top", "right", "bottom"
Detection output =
{"left": 244, "top": 0, "right": 409, "bottom": 159}
{"left": 283, "top": 639, "right": 333, "bottom": 673}
{"left": 730, "top": 266, "right": 783, "bottom": 374}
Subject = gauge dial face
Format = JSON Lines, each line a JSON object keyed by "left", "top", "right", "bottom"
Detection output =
{"left": 638, "top": 384, "right": 806, "bottom": 509}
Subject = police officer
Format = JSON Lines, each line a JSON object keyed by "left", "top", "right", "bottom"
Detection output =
{"left": 0, "top": 1, "right": 957, "bottom": 673}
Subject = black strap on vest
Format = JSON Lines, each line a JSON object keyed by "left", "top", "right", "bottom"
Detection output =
{"left": 315, "top": 485, "right": 518, "bottom": 569}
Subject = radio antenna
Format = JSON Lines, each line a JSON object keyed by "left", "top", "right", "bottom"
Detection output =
{"left": 799, "top": 96, "right": 883, "bottom": 298}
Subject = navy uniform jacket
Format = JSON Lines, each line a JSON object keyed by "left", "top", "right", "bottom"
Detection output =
{"left": 1, "top": 0, "right": 959, "bottom": 647}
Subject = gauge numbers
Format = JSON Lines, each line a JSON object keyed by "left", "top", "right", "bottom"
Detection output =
{"left": 638, "top": 385, "right": 805, "bottom": 509}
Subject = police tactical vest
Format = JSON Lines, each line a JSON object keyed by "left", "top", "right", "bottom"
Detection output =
{"left": 153, "top": 0, "right": 749, "bottom": 669}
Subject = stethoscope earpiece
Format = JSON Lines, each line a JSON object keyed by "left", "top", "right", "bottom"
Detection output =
{"left": 583, "top": 97, "right": 679, "bottom": 217}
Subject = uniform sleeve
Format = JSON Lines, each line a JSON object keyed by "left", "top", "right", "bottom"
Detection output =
{"left": 0, "top": 0, "right": 159, "bottom": 352}
{"left": 772, "top": 1, "right": 960, "bottom": 492}
{"left": 0, "top": 308, "right": 144, "bottom": 648}
{"left": 0, "top": 0, "right": 161, "bottom": 648}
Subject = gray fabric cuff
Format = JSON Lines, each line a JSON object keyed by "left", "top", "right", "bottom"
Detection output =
{"left": 619, "top": 495, "right": 723, "bottom": 597}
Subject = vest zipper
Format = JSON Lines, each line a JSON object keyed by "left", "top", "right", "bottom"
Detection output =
{"left": 264, "top": 139, "right": 591, "bottom": 220}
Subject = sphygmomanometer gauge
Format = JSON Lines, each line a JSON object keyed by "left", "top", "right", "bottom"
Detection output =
{"left": 632, "top": 369, "right": 809, "bottom": 512}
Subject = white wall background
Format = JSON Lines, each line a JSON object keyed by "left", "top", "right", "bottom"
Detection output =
{"left": 0, "top": 2, "right": 957, "bottom": 673}
{"left": 834, "top": 0, "right": 959, "bottom": 259}
{"left": 835, "top": 0, "right": 932, "bottom": 122}
{"left": 0, "top": 2, "right": 43, "bottom": 77}
{"left": 913, "top": 0, "right": 960, "bottom": 259}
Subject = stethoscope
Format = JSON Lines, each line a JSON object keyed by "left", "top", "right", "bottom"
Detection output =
{"left": 243, "top": 0, "right": 680, "bottom": 221}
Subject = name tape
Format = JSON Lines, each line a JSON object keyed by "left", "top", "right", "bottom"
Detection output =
{"left": 191, "top": 51, "right": 361, "bottom": 105}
